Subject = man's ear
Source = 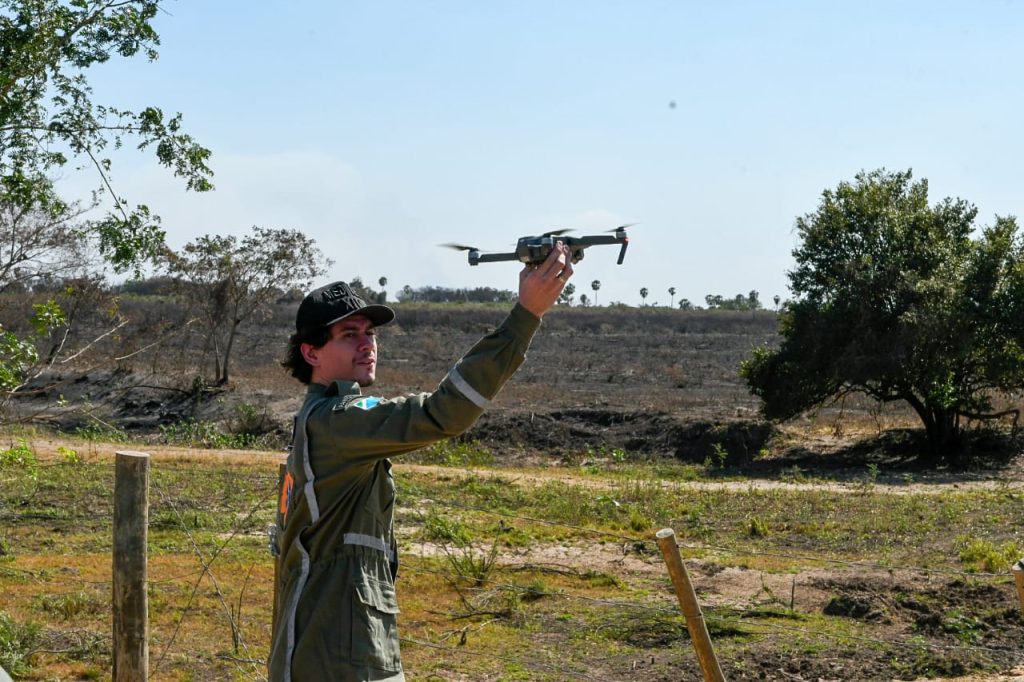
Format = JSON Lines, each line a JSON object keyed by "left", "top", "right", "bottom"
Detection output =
{"left": 300, "top": 342, "right": 321, "bottom": 367}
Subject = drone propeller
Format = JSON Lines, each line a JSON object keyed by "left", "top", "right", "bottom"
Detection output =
{"left": 439, "top": 243, "right": 482, "bottom": 252}
{"left": 541, "top": 228, "right": 574, "bottom": 237}
{"left": 606, "top": 223, "right": 637, "bottom": 232}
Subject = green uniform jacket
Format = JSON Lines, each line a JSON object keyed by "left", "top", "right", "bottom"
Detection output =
{"left": 269, "top": 304, "right": 541, "bottom": 681}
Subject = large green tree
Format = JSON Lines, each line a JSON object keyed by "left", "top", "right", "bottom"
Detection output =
{"left": 1, "top": 0, "right": 212, "bottom": 271}
{"left": 0, "top": 1, "right": 212, "bottom": 405}
{"left": 742, "top": 169, "right": 1024, "bottom": 465}
{"left": 164, "top": 227, "right": 332, "bottom": 385}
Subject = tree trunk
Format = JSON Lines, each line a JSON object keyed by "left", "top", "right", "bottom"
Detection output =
{"left": 218, "top": 319, "right": 240, "bottom": 385}
{"left": 903, "top": 394, "right": 945, "bottom": 464}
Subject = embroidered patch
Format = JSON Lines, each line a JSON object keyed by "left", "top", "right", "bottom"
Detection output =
{"left": 279, "top": 471, "right": 294, "bottom": 527}
{"left": 350, "top": 396, "right": 382, "bottom": 410}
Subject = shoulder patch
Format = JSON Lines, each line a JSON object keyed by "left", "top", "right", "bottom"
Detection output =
{"left": 333, "top": 396, "right": 382, "bottom": 411}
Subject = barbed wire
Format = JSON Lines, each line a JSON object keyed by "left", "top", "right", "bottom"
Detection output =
{"left": 417, "top": 492, "right": 1018, "bottom": 581}
{"left": 3, "top": 455, "right": 1022, "bottom": 680}
{"left": 397, "top": 561, "right": 1023, "bottom": 663}
{"left": 148, "top": 475, "right": 276, "bottom": 682}
{"left": 400, "top": 635, "right": 623, "bottom": 682}
{"left": 705, "top": 613, "right": 1023, "bottom": 661}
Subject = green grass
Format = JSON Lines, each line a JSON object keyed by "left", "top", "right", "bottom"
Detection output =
{"left": 1, "top": 430, "right": 1022, "bottom": 680}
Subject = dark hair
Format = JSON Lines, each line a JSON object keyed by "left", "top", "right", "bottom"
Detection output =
{"left": 281, "top": 326, "right": 333, "bottom": 384}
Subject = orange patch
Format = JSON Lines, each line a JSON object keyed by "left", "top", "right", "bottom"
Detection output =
{"left": 279, "top": 471, "right": 295, "bottom": 525}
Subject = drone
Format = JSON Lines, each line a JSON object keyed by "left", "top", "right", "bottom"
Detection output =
{"left": 442, "top": 224, "right": 632, "bottom": 266}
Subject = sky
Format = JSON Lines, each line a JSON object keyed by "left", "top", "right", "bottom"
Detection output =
{"left": 61, "top": 1, "right": 1024, "bottom": 307}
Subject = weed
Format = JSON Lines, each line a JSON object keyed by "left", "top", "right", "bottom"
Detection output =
{"left": 416, "top": 440, "right": 493, "bottom": 467}
{"left": 230, "top": 401, "right": 273, "bottom": 437}
{"left": 0, "top": 611, "right": 43, "bottom": 677}
{"left": 57, "top": 445, "right": 81, "bottom": 464}
{"left": 73, "top": 421, "right": 130, "bottom": 443}
{"left": 36, "top": 590, "right": 104, "bottom": 618}
{"left": 158, "top": 419, "right": 263, "bottom": 449}
{"left": 0, "top": 439, "right": 36, "bottom": 468}
{"left": 747, "top": 515, "right": 770, "bottom": 537}
{"left": 702, "top": 442, "right": 730, "bottom": 469}
{"left": 422, "top": 510, "right": 502, "bottom": 587}
{"left": 421, "top": 511, "right": 471, "bottom": 545}
{"left": 517, "top": 578, "right": 549, "bottom": 603}
{"left": 780, "top": 465, "right": 807, "bottom": 483}
{"left": 955, "top": 536, "right": 1021, "bottom": 573}
{"left": 444, "top": 532, "right": 501, "bottom": 588}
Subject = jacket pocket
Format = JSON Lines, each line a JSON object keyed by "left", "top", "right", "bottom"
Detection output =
{"left": 351, "top": 574, "right": 402, "bottom": 671}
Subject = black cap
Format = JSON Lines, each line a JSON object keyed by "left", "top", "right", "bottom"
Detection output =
{"left": 295, "top": 281, "right": 395, "bottom": 333}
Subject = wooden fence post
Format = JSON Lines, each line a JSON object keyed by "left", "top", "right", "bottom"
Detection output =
{"left": 113, "top": 451, "right": 150, "bottom": 681}
{"left": 1013, "top": 559, "right": 1024, "bottom": 615}
{"left": 271, "top": 463, "right": 286, "bottom": 636}
{"left": 655, "top": 528, "right": 726, "bottom": 682}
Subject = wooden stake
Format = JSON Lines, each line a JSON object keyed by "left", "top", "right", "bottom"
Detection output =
{"left": 271, "top": 463, "right": 286, "bottom": 636}
{"left": 113, "top": 451, "right": 150, "bottom": 682}
{"left": 655, "top": 528, "right": 726, "bottom": 682}
{"left": 1013, "top": 559, "right": 1024, "bottom": 615}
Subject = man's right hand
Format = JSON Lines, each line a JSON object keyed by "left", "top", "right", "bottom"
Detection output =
{"left": 517, "top": 241, "right": 573, "bottom": 318}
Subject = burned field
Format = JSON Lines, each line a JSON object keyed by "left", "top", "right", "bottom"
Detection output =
{"left": 3, "top": 301, "right": 1024, "bottom": 680}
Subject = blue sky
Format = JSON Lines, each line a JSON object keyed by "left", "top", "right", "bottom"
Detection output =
{"left": 67, "top": 1, "right": 1024, "bottom": 306}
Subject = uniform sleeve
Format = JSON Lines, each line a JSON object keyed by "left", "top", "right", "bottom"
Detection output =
{"left": 307, "top": 303, "right": 541, "bottom": 463}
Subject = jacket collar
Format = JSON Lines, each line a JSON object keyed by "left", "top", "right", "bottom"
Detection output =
{"left": 306, "top": 380, "right": 362, "bottom": 398}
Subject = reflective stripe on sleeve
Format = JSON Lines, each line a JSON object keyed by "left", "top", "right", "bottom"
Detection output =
{"left": 300, "top": 400, "right": 322, "bottom": 524}
{"left": 447, "top": 365, "right": 490, "bottom": 409}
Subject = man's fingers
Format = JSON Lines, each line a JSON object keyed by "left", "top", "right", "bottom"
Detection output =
{"left": 536, "top": 242, "right": 569, "bottom": 280}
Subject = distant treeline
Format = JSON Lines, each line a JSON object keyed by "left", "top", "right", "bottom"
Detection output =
{"left": 47, "top": 275, "right": 768, "bottom": 311}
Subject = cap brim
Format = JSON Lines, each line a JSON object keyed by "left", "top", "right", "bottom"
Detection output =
{"left": 324, "top": 304, "right": 396, "bottom": 328}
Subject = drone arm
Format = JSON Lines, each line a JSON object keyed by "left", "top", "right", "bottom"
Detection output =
{"left": 474, "top": 252, "right": 521, "bottom": 264}
{"left": 568, "top": 233, "right": 629, "bottom": 264}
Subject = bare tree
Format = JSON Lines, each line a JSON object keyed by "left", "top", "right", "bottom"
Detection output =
{"left": 164, "top": 226, "right": 333, "bottom": 384}
{"left": 0, "top": 197, "right": 98, "bottom": 292}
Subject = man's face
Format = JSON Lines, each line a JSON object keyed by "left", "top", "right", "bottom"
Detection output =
{"left": 301, "top": 315, "right": 378, "bottom": 387}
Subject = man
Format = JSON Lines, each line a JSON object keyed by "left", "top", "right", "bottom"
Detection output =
{"left": 269, "top": 243, "right": 573, "bottom": 681}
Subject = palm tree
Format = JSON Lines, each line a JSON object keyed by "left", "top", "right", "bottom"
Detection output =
{"left": 378, "top": 276, "right": 388, "bottom": 303}
{"left": 591, "top": 279, "right": 601, "bottom": 305}
{"left": 640, "top": 287, "right": 649, "bottom": 306}
{"left": 668, "top": 287, "right": 676, "bottom": 308}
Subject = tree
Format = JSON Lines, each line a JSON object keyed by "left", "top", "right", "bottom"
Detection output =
{"left": 773, "top": 294, "right": 781, "bottom": 310}
{"left": 668, "top": 286, "right": 676, "bottom": 308}
{"left": 0, "top": 191, "right": 94, "bottom": 291}
{"left": 165, "top": 226, "right": 331, "bottom": 385}
{"left": 0, "top": 1, "right": 212, "bottom": 416}
{"left": 639, "top": 287, "right": 648, "bottom": 306}
{"left": 378, "top": 276, "right": 388, "bottom": 303}
{"left": 741, "top": 168, "right": 1024, "bottom": 465}
{"left": 591, "top": 279, "right": 601, "bottom": 305}
{"left": 678, "top": 298, "right": 693, "bottom": 311}
{"left": 0, "top": 0, "right": 213, "bottom": 272}
{"left": 579, "top": 293, "right": 589, "bottom": 307}
{"left": 558, "top": 281, "right": 575, "bottom": 306}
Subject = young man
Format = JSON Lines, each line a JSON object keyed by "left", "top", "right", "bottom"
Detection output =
{"left": 270, "top": 243, "right": 573, "bottom": 681}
